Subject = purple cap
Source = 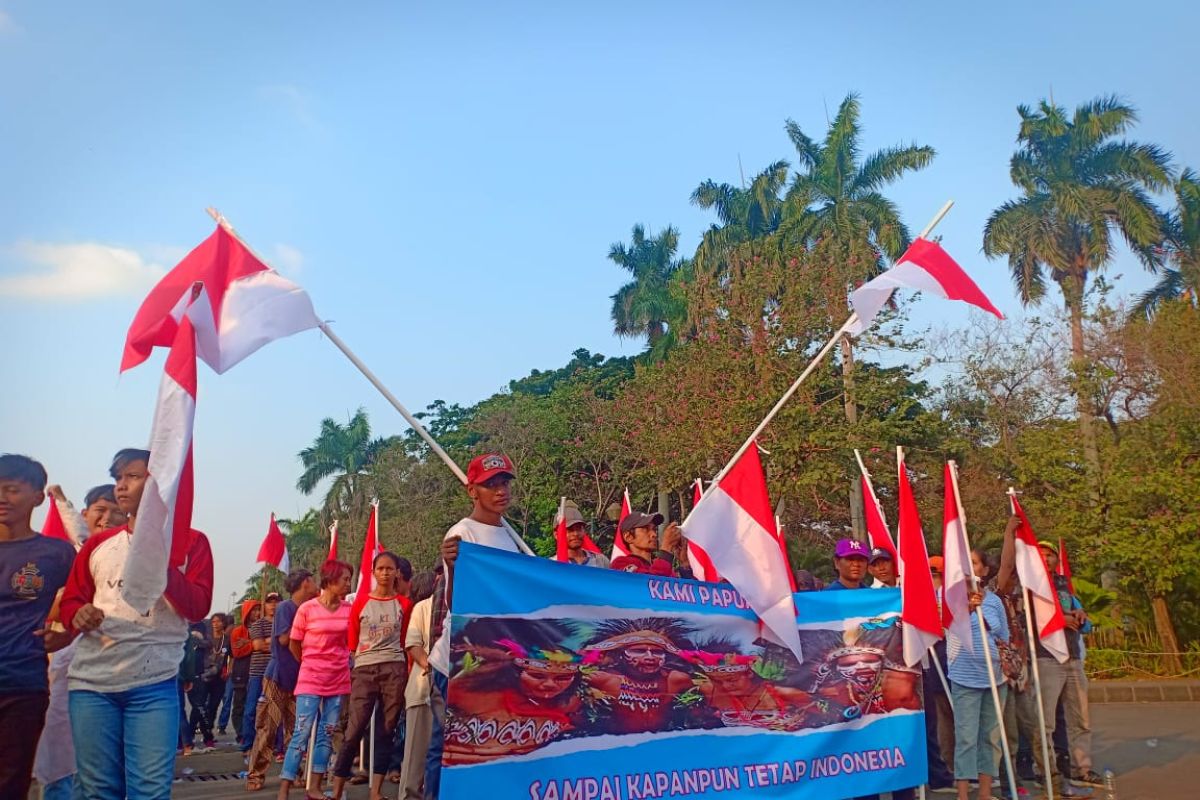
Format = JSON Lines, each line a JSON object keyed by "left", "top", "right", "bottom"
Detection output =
{"left": 834, "top": 538, "right": 869, "bottom": 559}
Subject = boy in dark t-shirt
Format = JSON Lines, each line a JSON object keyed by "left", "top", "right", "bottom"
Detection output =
{"left": 0, "top": 454, "right": 75, "bottom": 799}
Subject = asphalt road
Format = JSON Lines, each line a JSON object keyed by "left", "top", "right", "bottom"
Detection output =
{"left": 34, "top": 702, "right": 1197, "bottom": 799}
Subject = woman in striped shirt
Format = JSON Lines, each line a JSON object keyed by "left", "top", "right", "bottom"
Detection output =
{"left": 277, "top": 560, "right": 353, "bottom": 800}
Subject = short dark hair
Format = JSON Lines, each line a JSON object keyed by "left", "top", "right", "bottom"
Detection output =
{"left": 320, "top": 559, "right": 354, "bottom": 588}
{"left": 109, "top": 448, "right": 151, "bottom": 480}
{"left": 409, "top": 570, "right": 437, "bottom": 604}
{"left": 374, "top": 551, "right": 413, "bottom": 581}
{"left": 284, "top": 569, "right": 313, "bottom": 594}
{"left": 84, "top": 484, "right": 117, "bottom": 508}
{"left": 0, "top": 454, "right": 48, "bottom": 491}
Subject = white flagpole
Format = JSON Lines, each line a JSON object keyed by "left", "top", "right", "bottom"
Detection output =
{"left": 701, "top": 202, "right": 953, "bottom": 492}
{"left": 949, "top": 461, "right": 1018, "bottom": 800}
{"left": 205, "top": 207, "right": 469, "bottom": 486}
{"left": 305, "top": 714, "right": 317, "bottom": 788}
{"left": 930, "top": 654, "right": 955, "bottom": 713}
{"left": 1009, "top": 488, "right": 1055, "bottom": 800}
{"left": 368, "top": 706, "right": 376, "bottom": 788}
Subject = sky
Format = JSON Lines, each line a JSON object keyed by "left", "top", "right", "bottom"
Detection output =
{"left": 2, "top": 1, "right": 1197, "bottom": 612}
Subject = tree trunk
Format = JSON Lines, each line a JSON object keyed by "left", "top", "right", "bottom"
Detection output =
{"left": 1064, "top": 270, "right": 1102, "bottom": 505}
{"left": 657, "top": 489, "right": 671, "bottom": 530}
{"left": 1150, "top": 594, "right": 1184, "bottom": 675}
{"left": 840, "top": 335, "right": 865, "bottom": 537}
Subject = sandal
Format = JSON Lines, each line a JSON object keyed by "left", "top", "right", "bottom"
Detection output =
{"left": 244, "top": 775, "right": 265, "bottom": 791}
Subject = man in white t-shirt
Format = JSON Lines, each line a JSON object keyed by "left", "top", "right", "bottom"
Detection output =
{"left": 426, "top": 453, "right": 533, "bottom": 799}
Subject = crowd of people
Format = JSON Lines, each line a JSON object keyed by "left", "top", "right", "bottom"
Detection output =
{"left": 0, "top": 448, "right": 1103, "bottom": 800}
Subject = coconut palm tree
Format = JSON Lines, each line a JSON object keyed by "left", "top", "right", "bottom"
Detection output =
{"left": 691, "top": 159, "right": 789, "bottom": 277}
{"left": 983, "top": 96, "right": 1172, "bottom": 485}
{"left": 297, "top": 408, "right": 395, "bottom": 516}
{"left": 608, "top": 224, "right": 686, "bottom": 356}
{"left": 1136, "top": 168, "right": 1200, "bottom": 316}
{"left": 779, "top": 93, "right": 934, "bottom": 534}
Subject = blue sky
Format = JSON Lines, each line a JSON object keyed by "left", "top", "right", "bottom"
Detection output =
{"left": 2, "top": 1, "right": 1196, "bottom": 610}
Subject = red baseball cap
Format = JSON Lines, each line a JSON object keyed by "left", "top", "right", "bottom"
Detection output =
{"left": 466, "top": 453, "right": 516, "bottom": 484}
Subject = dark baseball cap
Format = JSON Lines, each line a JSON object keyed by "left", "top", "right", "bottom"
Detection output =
{"left": 265, "top": 592, "right": 282, "bottom": 602}
{"left": 868, "top": 547, "right": 894, "bottom": 564}
{"left": 618, "top": 511, "right": 664, "bottom": 533}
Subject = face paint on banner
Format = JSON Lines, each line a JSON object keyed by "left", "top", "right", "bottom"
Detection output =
{"left": 443, "top": 543, "right": 926, "bottom": 800}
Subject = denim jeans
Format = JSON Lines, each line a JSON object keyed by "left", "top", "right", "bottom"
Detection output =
{"left": 241, "top": 674, "right": 264, "bottom": 751}
{"left": 950, "top": 681, "right": 1007, "bottom": 781}
{"left": 42, "top": 774, "right": 79, "bottom": 800}
{"left": 281, "top": 694, "right": 343, "bottom": 782}
{"left": 218, "top": 677, "right": 235, "bottom": 729}
{"left": 70, "top": 677, "right": 179, "bottom": 800}
{"left": 424, "top": 671, "right": 447, "bottom": 800}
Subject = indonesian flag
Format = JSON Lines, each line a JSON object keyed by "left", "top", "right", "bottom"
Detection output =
{"left": 554, "top": 498, "right": 602, "bottom": 562}
{"left": 897, "top": 450, "right": 942, "bottom": 667}
{"left": 328, "top": 519, "right": 339, "bottom": 561}
{"left": 861, "top": 473, "right": 897, "bottom": 562}
{"left": 119, "top": 307, "right": 199, "bottom": 613}
{"left": 257, "top": 512, "right": 290, "bottom": 574}
{"left": 683, "top": 443, "right": 802, "bottom": 662}
{"left": 42, "top": 495, "right": 71, "bottom": 543}
{"left": 685, "top": 479, "right": 721, "bottom": 582}
{"left": 849, "top": 237, "right": 1003, "bottom": 335}
{"left": 355, "top": 503, "right": 382, "bottom": 596}
{"left": 609, "top": 488, "right": 633, "bottom": 563}
{"left": 941, "top": 463, "right": 974, "bottom": 652}
{"left": 121, "top": 223, "right": 321, "bottom": 375}
{"left": 1012, "top": 497, "right": 1069, "bottom": 663}
{"left": 1058, "top": 536, "right": 1076, "bottom": 596}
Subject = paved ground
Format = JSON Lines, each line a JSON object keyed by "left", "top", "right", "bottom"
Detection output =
{"left": 32, "top": 702, "right": 1198, "bottom": 799}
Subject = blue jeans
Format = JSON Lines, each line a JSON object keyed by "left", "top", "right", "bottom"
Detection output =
{"left": 42, "top": 774, "right": 79, "bottom": 800}
{"left": 281, "top": 694, "right": 342, "bottom": 782}
{"left": 241, "top": 675, "right": 264, "bottom": 750}
{"left": 218, "top": 678, "right": 235, "bottom": 729}
{"left": 176, "top": 679, "right": 189, "bottom": 748}
{"left": 70, "top": 677, "right": 180, "bottom": 800}
{"left": 951, "top": 681, "right": 1007, "bottom": 781}
{"left": 424, "top": 671, "right": 447, "bottom": 800}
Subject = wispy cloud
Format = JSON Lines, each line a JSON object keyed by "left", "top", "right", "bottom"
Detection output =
{"left": 0, "top": 10, "right": 21, "bottom": 35}
{"left": 258, "top": 83, "right": 318, "bottom": 129}
{"left": 0, "top": 240, "right": 170, "bottom": 301}
{"left": 271, "top": 243, "right": 304, "bottom": 275}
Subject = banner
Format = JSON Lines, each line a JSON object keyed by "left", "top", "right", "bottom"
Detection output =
{"left": 444, "top": 543, "right": 926, "bottom": 800}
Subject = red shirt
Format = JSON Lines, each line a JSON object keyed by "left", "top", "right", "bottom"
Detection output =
{"left": 610, "top": 552, "right": 677, "bottom": 577}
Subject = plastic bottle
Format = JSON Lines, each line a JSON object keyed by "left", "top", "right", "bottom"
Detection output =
{"left": 1103, "top": 767, "right": 1117, "bottom": 800}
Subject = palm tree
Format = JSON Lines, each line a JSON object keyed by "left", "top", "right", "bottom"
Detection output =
{"left": 297, "top": 408, "right": 395, "bottom": 515}
{"left": 779, "top": 93, "right": 935, "bottom": 534}
{"left": 691, "top": 159, "right": 789, "bottom": 277}
{"left": 1136, "top": 168, "right": 1200, "bottom": 315}
{"left": 983, "top": 96, "right": 1172, "bottom": 486}
{"left": 608, "top": 224, "right": 686, "bottom": 356}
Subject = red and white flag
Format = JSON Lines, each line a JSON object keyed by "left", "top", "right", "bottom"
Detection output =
{"left": 941, "top": 463, "right": 974, "bottom": 652}
{"left": 121, "top": 223, "right": 320, "bottom": 375}
{"left": 685, "top": 479, "right": 721, "bottom": 582}
{"left": 897, "top": 450, "right": 942, "bottom": 666}
{"left": 861, "top": 473, "right": 897, "bottom": 562}
{"left": 849, "top": 237, "right": 1003, "bottom": 335}
{"left": 328, "top": 519, "right": 339, "bottom": 561}
{"left": 1012, "top": 497, "right": 1069, "bottom": 663}
{"left": 119, "top": 308, "right": 199, "bottom": 613}
{"left": 683, "top": 443, "right": 802, "bottom": 661}
{"left": 609, "top": 488, "right": 633, "bottom": 563}
{"left": 256, "top": 512, "right": 291, "bottom": 574}
{"left": 42, "top": 495, "right": 72, "bottom": 543}
{"left": 554, "top": 498, "right": 602, "bottom": 562}
{"left": 1057, "top": 536, "right": 1076, "bottom": 596}
{"left": 355, "top": 502, "right": 382, "bottom": 596}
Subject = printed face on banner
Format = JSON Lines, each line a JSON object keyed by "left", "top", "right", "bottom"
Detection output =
{"left": 444, "top": 544, "right": 926, "bottom": 800}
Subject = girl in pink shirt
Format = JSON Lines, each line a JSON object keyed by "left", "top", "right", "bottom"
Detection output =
{"left": 277, "top": 560, "right": 352, "bottom": 800}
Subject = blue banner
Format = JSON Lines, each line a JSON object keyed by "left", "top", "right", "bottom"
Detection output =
{"left": 443, "top": 543, "right": 926, "bottom": 800}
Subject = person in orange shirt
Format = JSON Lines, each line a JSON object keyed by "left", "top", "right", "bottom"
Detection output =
{"left": 225, "top": 600, "right": 260, "bottom": 746}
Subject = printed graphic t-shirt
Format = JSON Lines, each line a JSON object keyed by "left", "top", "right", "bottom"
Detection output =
{"left": 291, "top": 598, "right": 352, "bottom": 697}
{"left": 353, "top": 596, "right": 409, "bottom": 668}
{"left": 0, "top": 534, "right": 75, "bottom": 693}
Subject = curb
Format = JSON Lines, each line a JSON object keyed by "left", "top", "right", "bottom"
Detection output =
{"left": 1088, "top": 680, "right": 1200, "bottom": 703}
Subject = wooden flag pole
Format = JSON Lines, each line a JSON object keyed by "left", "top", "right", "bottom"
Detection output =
{"left": 703, "top": 201, "right": 953, "bottom": 492}
{"left": 949, "top": 461, "right": 1019, "bottom": 800}
{"left": 205, "top": 208, "right": 469, "bottom": 486}
{"left": 1009, "top": 488, "right": 1056, "bottom": 800}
